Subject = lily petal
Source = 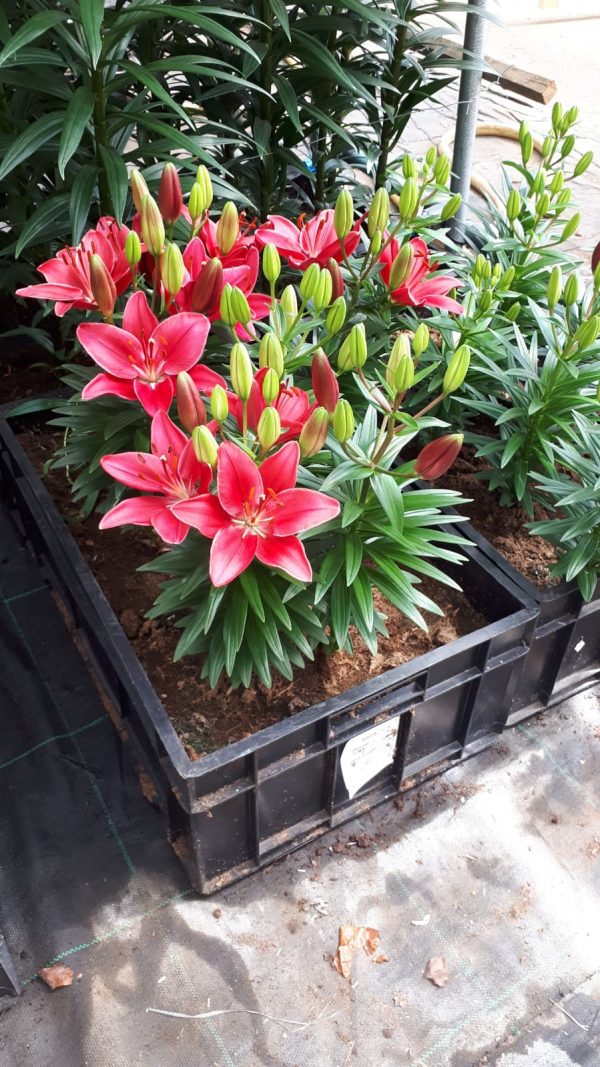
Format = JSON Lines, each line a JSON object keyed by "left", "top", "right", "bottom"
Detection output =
{"left": 270, "top": 487, "right": 340, "bottom": 535}
{"left": 256, "top": 534, "right": 312, "bottom": 583}
{"left": 171, "top": 494, "right": 229, "bottom": 536}
{"left": 100, "top": 452, "right": 168, "bottom": 493}
{"left": 152, "top": 507, "right": 190, "bottom": 544}
{"left": 99, "top": 495, "right": 163, "bottom": 530}
{"left": 150, "top": 410, "right": 187, "bottom": 460}
{"left": 123, "top": 290, "right": 158, "bottom": 340}
{"left": 133, "top": 377, "right": 174, "bottom": 416}
{"left": 81, "top": 374, "right": 137, "bottom": 403}
{"left": 217, "top": 442, "right": 263, "bottom": 518}
{"left": 188, "top": 365, "right": 227, "bottom": 394}
{"left": 152, "top": 312, "right": 210, "bottom": 374}
{"left": 209, "top": 525, "right": 257, "bottom": 586}
{"left": 258, "top": 441, "right": 300, "bottom": 495}
{"left": 77, "top": 322, "right": 142, "bottom": 378}
{"left": 177, "top": 439, "right": 213, "bottom": 491}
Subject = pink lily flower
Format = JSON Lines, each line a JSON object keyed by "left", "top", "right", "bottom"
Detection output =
{"left": 176, "top": 242, "right": 271, "bottom": 340}
{"left": 198, "top": 214, "right": 257, "bottom": 268}
{"left": 380, "top": 236, "right": 464, "bottom": 314}
{"left": 172, "top": 441, "right": 340, "bottom": 586}
{"left": 77, "top": 290, "right": 220, "bottom": 416}
{"left": 99, "top": 411, "right": 213, "bottom": 544}
{"left": 16, "top": 218, "right": 130, "bottom": 317}
{"left": 255, "top": 209, "right": 361, "bottom": 270}
{"left": 229, "top": 368, "right": 315, "bottom": 444}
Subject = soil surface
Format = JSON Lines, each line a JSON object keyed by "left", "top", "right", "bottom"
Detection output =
{"left": 19, "top": 426, "right": 486, "bottom": 755}
{"left": 0, "top": 296, "right": 62, "bottom": 404}
{"left": 440, "top": 451, "right": 559, "bottom": 588}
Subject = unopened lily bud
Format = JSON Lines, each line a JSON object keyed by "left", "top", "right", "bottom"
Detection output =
{"left": 574, "top": 150, "right": 594, "bottom": 178}
{"left": 210, "top": 385, "right": 229, "bottom": 423}
{"left": 338, "top": 323, "right": 367, "bottom": 372}
{"left": 332, "top": 398, "right": 354, "bottom": 443}
{"left": 158, "top": 162, "right": 183, "bottom": 225}
{"left": 413, "top": 323, "right": 429, "bottom": 358}
{"left": 560, "top": 134, "right": 576, "bottom": 159}
{"left": 433, "top": 153, "right": 450, "bottom": 185}
{"left": 368, "top": 187, "right": 390, "bottom": 238}
{"left": 547, "top": 266, "right": 562, "bottom": 309}
{"left": 542, "top": 135, "right": 556, "bottom": 159}
{"left": 259, "top": 333, "right": 284, "bottom": 377}
{"left": 370, "top": 231, "right": 382, "bottom": 255}
{"left": 299, "top": 407, "right": 329, "bottom": 457}
{"left": 532, "top": 169, "right": 546, "bottom": 196}
{"left": 551, "top": 102, "right": 563, "bottom": 134}
{"left": 221, "top": 284, "right": 251, "bottom": 326}
{"left": 177, "top": 372, "right": 206, "bottom": 433}
{"left": 385, "top": 333, "right": 410, "bottom": 389}
{"left": 89, "top": 254, "right": 116, "bottom": 318}
{"left": 334, "top": 189, "right": 354, "bottom": 240}
{"left": 424, "top": 145, "right": 436, "bottom": 169}
{"left": 564, "top": 105, "right": 579, "bottom": 128}
{"left": 389, "top": 243, "right": 414, "bottom": 291}
{"left": 125, "top": 230, "right": 142, "bottom": 268}
{"left": 402, "top": 154, "right": 416, "bottom": 178}
{"left": 536, "top": 192, "right": 550, "bottom": 217}
{"left": 326, "top": 295, "right": 347, "bottom": 335}
{"left": 191, "top": 257, "right": 224, "bottom": 313}
{"left": 505, "top": 301, "right": 521, "bottom": 322}
{"left": 563, "top": 274, "right": 578, "bottom": 306}
{"left": 518, "top": 120, "right": 529, "bottom": 146}
{"left": 192, "top": 425, "right": 218, "bottom": 467}
{"left": 188, "top": 183, "right": 204, "bottom": 223}
{"left": 257, "top": 407, "right": 281, "bottom": 450}
{"left": 399, "top": 177, "right": 418, "bottom": 221}
{"left": 556, "top": 188, "right": 572, "bottom": 208}
{"left": 441, "top": 193, "right": 461, "bottom": 221}
{"left": 130, "top": 168, "right": 149, "bottom": 213}
{"left": 313, "top": 268, "right": 333, "bottom": 310}
{"left": 414, "top": 433, "right": 463, "bottom": 480}
{"left": 575, "top": 316, "right": 600, "bottom": 352}
{"left": 393, "top": 353, "right": 415, "bottom": 394}
{"left": 312, "top": 349, "right": 339, "bottom": 413}
{"left": 443, "top": 344, "right": 470, "bottom": 394}
{"left": 473, "top": 253, "right": 487, "bottom": 282}
{"left": 506, "top": 189, "right": 521, "bottom": 222}
{"left": 195, "top": 164, "right": 213, "bottom": 211}
{"left": 161, "top": 242, "right": 184, "bottom": 296}
{"left": 216, "top": 201, "right": 239, "bottom": 256}
{"left": 550, "top": 171, "right": 564, "bottom": 195}
{"left": 560, "top": 213, "right": 580, "bottom": 242}
{"left": 230, "top": 342, "right": 254, "bottom": 401}
{"left": 326, "top": 258, "right": 344, "bottom": 301}
{"left": 491, "top": 264, "right": 502, "bottom": 286}
{"left": 479, "top": 290, "right": 493, "bottom": 314}
{"left": 521, "top": 132, "right": 533, "bottom": 165}
{"left": 594, "top": 257, "right": 600, "bottom": 286}
{"left": 262, "top": 243, "right": 281, "bottom": 285}
{"left": 140, "top": 195, "right": 165, "bottom": 257}
{"left": 280, "top": 284, "right": 298, "bottom": 329}
{"left": 498, "top": 265, "right": 515, "bottom": 291}
{"left": 261, "top": 367, "right": 279, "bottom": 405}
{"left": 597, "top": 381, "right": 600, "bottom": 404}
{"left": 299, "top": 262, "right": 321, "bottom": 303}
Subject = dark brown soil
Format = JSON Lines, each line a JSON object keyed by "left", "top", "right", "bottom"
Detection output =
{"left": 19, "top": 427, "right": 486, "bottom": 756}
{"left": 441, "top": 451, "right": 559, "bottom": 587}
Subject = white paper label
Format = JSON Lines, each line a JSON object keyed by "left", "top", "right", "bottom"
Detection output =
{"left": 574, "top": 638, "right": 586, "bottom": 653}
{"left": 340, "top": 717, "right": 400, "bottom": 799}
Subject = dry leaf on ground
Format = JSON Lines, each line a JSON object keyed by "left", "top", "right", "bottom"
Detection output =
{"left": 38, "top": 964, "right": 74, "bottom": 990}
{"left": 423, "top": 956, "right": 448, "bottom": 988}
{"left": 333, "top": 925, "right": 389, "bottom": 979}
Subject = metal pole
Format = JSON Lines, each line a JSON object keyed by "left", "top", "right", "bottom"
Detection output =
{"left": 449, "top": 0, "right": 488, "bottom": 243}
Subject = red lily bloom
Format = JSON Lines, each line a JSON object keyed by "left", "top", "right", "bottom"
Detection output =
{"left": 78, "top": 290, "right": 220, "bottom": 416}
{"left": 16, "top": 218, "right": 130, "bottom": 317}
{"left": 176, "top": 241, "right": 271, "bottom": 340}
{"left": 230, "top": 368, "right": 315, "bottom": 444}
{"left": 172, "top": 441, "right": 340, "bottom": 586}
{"left": 198, "top": 215, "right": 257, "bottom": 268}
{"left": 99, "top": 411, "right": 213, "bottom": 544}
{"left": 255, "top": 210, "right": 361, "bottom": 270}
{"left": 380, "top": 236, "right": 463, "bottom": 314}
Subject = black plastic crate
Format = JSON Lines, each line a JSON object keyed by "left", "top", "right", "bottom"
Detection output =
{"left": 0, "top": 413, "right": 538, "bottom": 894}
{"left": 456, "top": 523, "right": 600, "bottom": 723}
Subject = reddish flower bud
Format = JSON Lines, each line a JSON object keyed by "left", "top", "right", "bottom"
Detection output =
{"left": 158, "top": 162, "right": 184, "bottom": 225}
{"left": 299, "top": 407, "right": 329, "bottom": 458}
{"left": 414, "top": 434, "right": 463, "bottom": 481}
{"left": 191, "top": 258, "right": 224, "bottom": 313}
{"left": 89, "top": 253, "right": 117, "bottom": 318}
{"left": 177, "top": 372, "right": 206, "bottom": 433}
{"left": 312, "top": 349, "right": 339, "bottom": 414}
{"left": 325, "top": 257, "right": 344, "bottom": 301}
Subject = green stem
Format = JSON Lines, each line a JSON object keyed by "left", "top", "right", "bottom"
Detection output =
{"left": 91, "top": 68, "right": 111, "bottom": 216}
{"left": 258, "top": 0, "right": 273, "bottom": 220}
{"left": 375, "top": 24, "right": 407, "bottom": 188}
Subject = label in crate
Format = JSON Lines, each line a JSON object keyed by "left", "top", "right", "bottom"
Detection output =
{"left": 340, "top": 717, "right": 400, "bottom": 799}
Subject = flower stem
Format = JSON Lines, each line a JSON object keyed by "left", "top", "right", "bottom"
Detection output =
{"left": 91, "top": 69, "right": 112, "bottom": 216}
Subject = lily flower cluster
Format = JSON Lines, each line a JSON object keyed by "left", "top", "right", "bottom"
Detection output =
{"left": 19, "top": 158, "right": 471, "bottom": 687}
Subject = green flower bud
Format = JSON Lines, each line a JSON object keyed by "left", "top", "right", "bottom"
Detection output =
{"left": 257, "top": 407, "right": 281, "bottom": 450}
{"left": 441, "top": 193, "right": 461, "bottom": 221}
{"left": 556, "top": 188, "right": 572, "bottom": 208}
{"left": 498, "top": 265, "right": 515, "bottom": 291}
{"left": 216, "top": 201, "right": 239, "bottom": 256}
{"left": 192, "top": 425, "right": 218, "bottom": 467}
{"left": 368, "top": 187, "right": 390, "bottom": 238}
{"left": 575, "top": 316, "right": 600, "bottom": 352}
{"left": 536, "top": 192, "right": 551, "bottom": 217}
{"left": 385, "top": 332, "right": 411, "bottom": 389}
{"left": 195, "top": 165, "right": 213, "bottom": 211}
{"left": 280, "top": 284, "right": 298, "bottom": 329}
{"left": 573, "top": 150, "right": 594, "bottom": 177}
{"left": 325, "top": 295, "right": 347, "bottom": 335}
{"left": 210, "top": 384, "right": 229, "bottom": 423}
{"left": 551, "top": 102, "right": 563, "bottom": 134}
{"left": 596, "top": 381, "right": 600, "bottom": 404}
{"left": 313, "top": 268, "right": 333, "bottom": 310}
{"left": 433, "top": 153, "right": 450, "bottom": 185}
{"left": 230, "top": 341, "right": 254, "bottom": 401}
{"left": 443, "top": 343, "right": 470, "bottom": 394}
{"left": 160, "top": 242, "right": 185, "bottom": 296}
{"left": 521, "top": 132, "right": 533, "bottom": 165}
{"left": 393, "top": 353, "right": 415, "bottom": 394}
{"left": 262, "top": 242, "right": 281, "bottom": 285}
{"left": 479, "top": 290, "right": 493, "bottom": 313}
{"left": 518, "top": 120, "right": 529, "bottom": 147}
{"left": 140, "top": 194, "right": 165, "bottom": 257}
{"left": 413, "top": 323, "right": 429, "bottom": 358}
{"left": 261, "top": 367, "right": 280, "bottom": 405}
{"left": 560, "top": 212, "right": 580, "bottom": 242}
{"left": 299, "top": 262, "right": 321, "bottom": 303}
{"left": 563, "top": 274, "right": 579, "bottom": 306}
{"left": 399, "top": 177, "right": 418, "bottom": 221}
{"left": 370, "top": 231, "right": 382, "bottom": 255}
{"left": 299, "top": 407, "right": 330, "bottom": 458}
{"left": 130, "top": 168, "right": 149, "bottom": 214}
{"left": 560, "top": 134, "right": 576, "bottom": 159}
{"left": 388, "top": 243, "right": 414, "bottom": 291}
{"left": 188, "top": 183, "right": 204, "bottom": 223}
{"left": 125, "top": 230, "right": 142, "bottom": 268}
{"left": 259, "top": 333, "right": 284, "bottom": 377}
{"left": 472, "top": 253, "right": 486, "bottom": 282}
{"left": 532, "top": 169, "right": 546, "bottom": 196}
{"left": 506, "top": 189, "right": 521, "bottom": 222}
{"left": 564, "top": 106, "right": 579, "bottom": 128}
{"left": 221, "top": 285, "right": 251, "bottom": 326}
{"left": 332, "top": 398, "right": 354, "bottom": 443}
{"left": 547, "top": 265, "right": 562, "bottom": 309}
{"left": 425, "top": 145, "right": 437, "bottom": 169}
{"left": 505, "top": 301, "right": 522, "bottom": 322}
{"left": 550, "top": 170, "right": 564, "bottom": 195}
{"left": 542, "top": 135, "right": 556, "bottom": 160}
{"left": 334, "top": 189, "right": 354, "bottom": 240}
{"left": 402, "top": 154, "right": 416, "bottom": 178}
{"left": 338, "top": 323, "right": 367, "bottom": 372}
